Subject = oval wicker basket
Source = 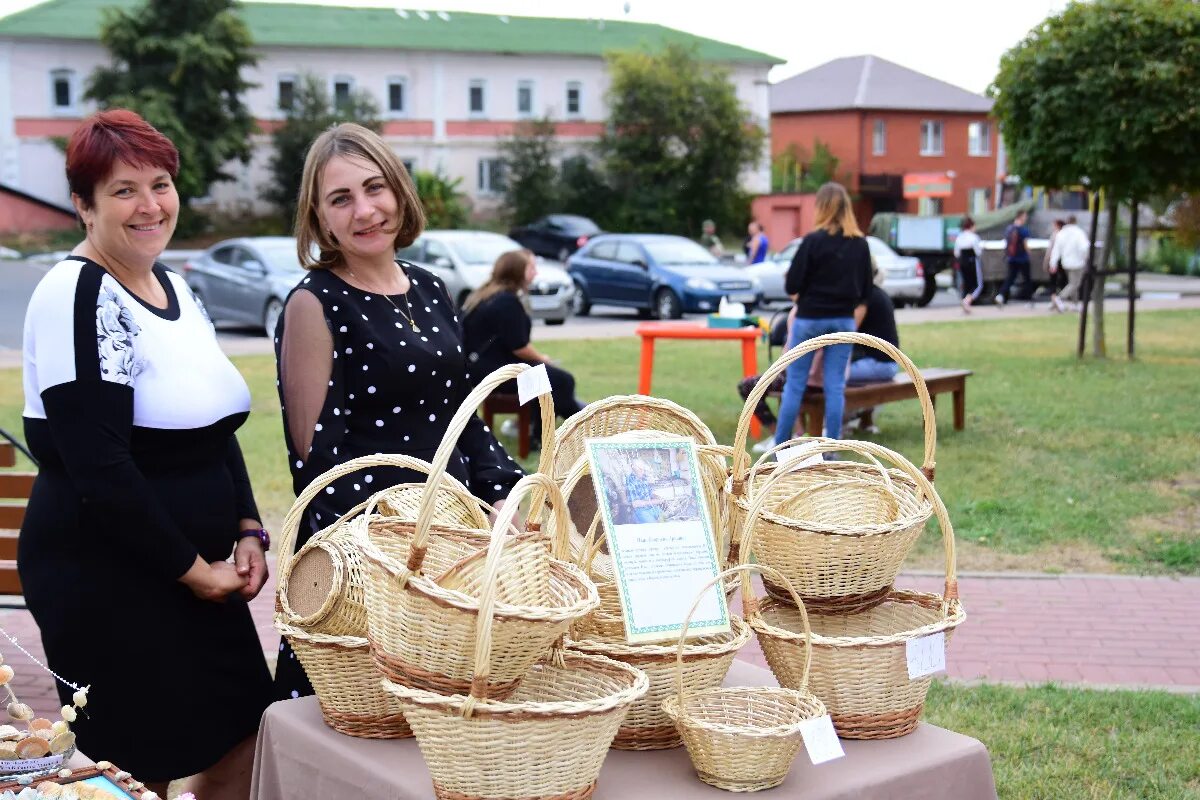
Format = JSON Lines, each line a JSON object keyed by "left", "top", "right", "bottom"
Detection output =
{"left": 726, "top": 332, "right": 938, "bottom": 613}
{"left": 382, "top": 480, "right": 649, "bottom": 800}
{"left": 662, "top": 565, "right": 825, "bottom": 792}
{"left": 738, "top": 439, "right": 966, "bottom": 740}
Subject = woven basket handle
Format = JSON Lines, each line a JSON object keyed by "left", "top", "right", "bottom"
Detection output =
{"left": 731, "top": 332, "right": 936, "bottom": 494}
{"left": 407, "top": 364, "right": 558, "bottom": 579}
{"left": 461, "top": 473, "right": 568, "bottom": 717}
{"left": 746, "top": 436, "right": 897, "bottom": 499}
{"left": 674, "top": 564, "right": 813, "bottom": 713}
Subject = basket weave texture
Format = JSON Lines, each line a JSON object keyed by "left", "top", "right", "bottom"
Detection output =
{"left": 726, "top": 332, "right": 938, "bottom": 613}
{"left": 662, "top": 565, "right": 826, "bottom": 792}
{"left": 739, "top": 439, "right": 965, "bottom": 739}
{"left": 383, "top": 475, "right": 649, "bottom": 800}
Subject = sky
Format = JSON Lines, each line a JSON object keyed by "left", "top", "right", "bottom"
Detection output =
{"left": 0, "top": 0, "right": 1072, "bottom": 94}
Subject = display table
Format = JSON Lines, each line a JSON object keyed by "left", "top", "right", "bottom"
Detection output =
{"left": 251, "top": 661, "right": 997, "bottom": 800}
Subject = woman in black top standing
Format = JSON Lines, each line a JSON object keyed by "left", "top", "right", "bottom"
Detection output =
{"left": 274, "top": 124, "right": 522, "bottom": 699}
{"left": 462, "top": 249, "right": 586, "bottom": 444}
{"left": 773, "top": 182, "right": 873, "bottom": 447}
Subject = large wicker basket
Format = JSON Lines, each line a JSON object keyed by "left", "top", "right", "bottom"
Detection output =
{"left": 382, "top": 484, "right": 649, "bottom": 800}
{"left": 726, "top": 332, "right": 938, "bottom": 613}
{"left": 362, "top": 461, "right": 599, "bottom": 698}
{"left": 739, "top": 439, "right": 966, "bottom": 739}
{"left": 275, "top": 453, "right": 487, "bottom": 739}
{"left": 662, "top": 565, "right": 825, "bottom": 792}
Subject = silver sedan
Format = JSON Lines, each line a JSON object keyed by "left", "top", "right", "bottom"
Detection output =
{"left": 183, "top": 236, "right": 306, "bottom": 334}
{"left": 745, "top": 236, "right": 925, "bottom": 307}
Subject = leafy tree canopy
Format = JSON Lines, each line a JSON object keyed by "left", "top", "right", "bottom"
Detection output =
{"left": 499, "top": 117, "right": 560, "bottom": 225}
{"left": 991, "top": 0, "right": 1200, "bottom": 201}
{"left": 86, "top": 0, "right": 258, "bottom": 205}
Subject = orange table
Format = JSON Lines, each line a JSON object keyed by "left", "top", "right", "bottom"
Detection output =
{"left": 634, "top": 322, "right": 763, "bottom": 437}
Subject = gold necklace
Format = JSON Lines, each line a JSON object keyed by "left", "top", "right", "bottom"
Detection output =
{"left": 345, "top": 264, "right": 421, "bottom": 333}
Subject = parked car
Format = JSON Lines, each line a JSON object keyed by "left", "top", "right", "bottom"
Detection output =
{"left": 509, "top": 214, "right": 602, "bottom": 262}
{"left": 182, "top": 236, "right": 305, "bottom": 334}
{"left": 744, "top": 236, "right": 925, "bottom": 308}
{"left": 567, "top": 234, "right": 762, "bottom": 319}
{"left": 396, "top": 230, "right": 575, "bottom": 324}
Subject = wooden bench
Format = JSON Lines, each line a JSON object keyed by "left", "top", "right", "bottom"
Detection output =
{"left": 480, "top": 393, "right": 533, "bottom": 459}
{"left": 0, "top": 441, "right": 34, "bottom": 596}
{"left": 769, "top": 368, "right": 973, "bottom": 436}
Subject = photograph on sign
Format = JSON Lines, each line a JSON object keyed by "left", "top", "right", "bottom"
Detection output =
{"left": 585, "top": 436, "right": 729, "bottom": 644}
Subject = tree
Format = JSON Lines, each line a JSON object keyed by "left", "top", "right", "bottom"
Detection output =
{"left": 772, "top": 140, "right": 850, "bottom": 194}
{"left": 86, "top": 0, "right": 258, "bottom": 214}
{"left": 991, "top": 0, "right": 1200, "bottom": 358}
{"left": 262, "top": 73, "right": 381, "bottom": 229}
{"left": 500, "top": 117, "right": 560, "bottom": 225}
{"left": 557, "top": 154, "right": 615, "bottom": 224}
{"left": 412, "top": 171, "right": 468, "bottom": 229}
{"left": 598, "top": 43, "right": 765, "bottom": 236}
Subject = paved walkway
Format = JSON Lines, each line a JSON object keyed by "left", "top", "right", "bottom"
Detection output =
{"left": 0, "top": 566, "right": 1195, "bottom": 720}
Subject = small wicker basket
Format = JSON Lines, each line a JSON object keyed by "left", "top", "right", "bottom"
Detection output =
{"left": 383, "top": 478, "right": 649, "bottom": 800}
{"left": 726, "top": 332, "right": 938, "bottom": 613}
{"left": 662, "top": 565, "right": 826, "bottom": 792}
{"left": 739, "top": 439, "right": 966, "bottom": 739}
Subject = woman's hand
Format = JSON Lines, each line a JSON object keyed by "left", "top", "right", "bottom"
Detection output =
{"left": 179, "top": 557, "right": 248, "bottom": 602}
{"left": 233, "top": 536, "right": 270, "bottom": 601}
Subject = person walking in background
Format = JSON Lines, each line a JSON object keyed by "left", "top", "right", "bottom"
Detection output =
{"left": 995, "top": 210, "right": 1032, "bottom": 306}
{"left": 1049, "top": 215, "right": 1090, "bottom": 310}
{"left": 744, "top": 220, "right": 769, "bottom": 264}
{"left": 462, "top": 248, "right": 587, "bottom": 446}
{"left": 1044, "top": 219, "right": 1067, "bottom": 312}
{"left": 953, "top": 216, "right": 984, "bottom": 314}
{"left": 700, "top": 219, "right": 724, "bottom": 257}
{"left": 772, "top": 182, "right": 872, "bottom": 450}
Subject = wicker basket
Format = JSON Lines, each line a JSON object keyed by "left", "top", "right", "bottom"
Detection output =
{"left": 382, "top": 486, "right": 649, "bottom": 800}
{"left": 726, "top": 332, "right": 938, "bottom": 613}
{"left": 362, "top": 464, "right": 599, "bottom": 698}
{"left": 662, "top": 565, "right": 825, "bottom": 792}
{"left": 738, "top": 440, "right": 966, "bottom": 739}
{"left": 275, "top": 453, "right": 485, "bottom": 739}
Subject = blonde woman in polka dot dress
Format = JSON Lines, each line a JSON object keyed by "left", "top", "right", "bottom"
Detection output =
{"left": 273, "top": 124, "right": 523, "bottom": 699}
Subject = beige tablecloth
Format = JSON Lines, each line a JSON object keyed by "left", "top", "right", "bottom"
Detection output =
{"left": 251, "top": 661, "right": 997, "bottom": 800}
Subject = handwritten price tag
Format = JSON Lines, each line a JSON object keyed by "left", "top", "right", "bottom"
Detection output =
{"left": 799, "top": 714, "right": 845, "bottom": 765}
{"left": 906, "top": 632, "right": 946, "bottom": 679}
{"left": 517, "top": 364, "right": 552, "bottom": 405}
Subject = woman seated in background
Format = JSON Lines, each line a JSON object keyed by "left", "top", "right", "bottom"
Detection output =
{"left": 461, "top": 249, "right": 586, "bottom": 446}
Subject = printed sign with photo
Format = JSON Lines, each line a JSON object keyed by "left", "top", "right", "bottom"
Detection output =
{"left": 586, "top": 436, "right": 729, "bottom": 643}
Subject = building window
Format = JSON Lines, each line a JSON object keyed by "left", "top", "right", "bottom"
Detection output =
{"left": 277, "top": 74, "right": 296, "bottom": 112}
{"left": 400, "top": 159, "right": 415, "bottom": 176}
{"left": 387, "top": 77, "right": 407, "bottom": 116}
{"left": 469, "top": 79, "right": 486, "bottom": 116}
{"left": 566, "top": 82, "right": 582, "bottom": 117}
{"left": 968, "top": 188, "right": 990, "bottom": 215}
{"left": 517, "top": 80, "right": 534, "bottom": 117}
{"left": 50, "top": 69, "right": 75, "bottom": 113}
{"left": 917, "top": 197, "right": 943, "bottom": 216}
{"left": 332, "top": 76, "right": 354, "bottom": 112}
{"left": 872, "top": 119, "right": 886, "bottom": 156}
{"left": 968, "top": 121, "right": 992, "bottom": 156}
{"left": 920, "top": 120, "right": 944, "bottom": 156}
{"left": 478, "top": 157, "right": 506, "bottom": 194}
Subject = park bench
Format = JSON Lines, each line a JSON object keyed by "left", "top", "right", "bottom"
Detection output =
{"left": 0, "top": 441, "right": 34, "bottom": 596}
{"left": 768, "top": 367, "right": 973, "bottom": 436}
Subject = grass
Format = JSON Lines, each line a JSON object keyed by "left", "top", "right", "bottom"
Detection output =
{"left": 2, "top": 309, "right": 1198, "bottom": 573}
{"left": 924, "top": 680, "right": 1200, "bottom": 799}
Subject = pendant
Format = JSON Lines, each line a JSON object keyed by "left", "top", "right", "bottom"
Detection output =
{"left": 411, "top": 321, "right": 421, "bottom": 333}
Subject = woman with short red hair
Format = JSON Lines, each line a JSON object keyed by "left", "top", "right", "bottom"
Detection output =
{"left": 20, "top": 109, "right": 272, "bottom": 797}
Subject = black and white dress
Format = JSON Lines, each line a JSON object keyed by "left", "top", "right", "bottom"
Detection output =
{"left": 20, "top": 257, "right": 273, "bottom": 782}
{"left": 273, "top": 262, "right": 523, "bottom": 699}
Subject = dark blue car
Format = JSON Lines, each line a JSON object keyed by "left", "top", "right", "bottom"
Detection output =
{"left": 567, "top": 234, "right": 763, "bottom": 319}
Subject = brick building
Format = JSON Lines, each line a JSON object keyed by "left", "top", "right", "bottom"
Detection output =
{"left": 768, "top": 55, "right": 999, "bottom": 227}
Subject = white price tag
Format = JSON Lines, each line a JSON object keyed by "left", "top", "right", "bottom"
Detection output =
{"left": 799, "top": 714, "right": 845, "bottom": 765}
{"left": 775, "top": 446, "right": 824, "bottom": 467}
{"left": 906, "top": 632, "right": 946, "bottom": 679}
{"left": 516, "top": 363, "right": 552, "bottom": 405}
{"left": 0, "top": 754, "right": 64, "bottom": 773}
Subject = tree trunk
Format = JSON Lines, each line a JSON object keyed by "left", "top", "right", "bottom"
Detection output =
{"left": 1127, "top": 199, "right": 1139, "bottom": 359}
{"left": 1092, "top": 202, "right": 1118, "bottom": 358}
{"left": 1077, "top": 191, "right": 1103, "bottom": 358}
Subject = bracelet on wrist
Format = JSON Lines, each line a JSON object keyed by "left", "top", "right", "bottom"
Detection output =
{"left": 238, "top": 528, "right": 270, "bottom": 550}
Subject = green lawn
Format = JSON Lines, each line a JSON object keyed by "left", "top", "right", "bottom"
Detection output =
{"left": 2, "top": 309, "right": 1198, "bottom": 573}
{"left": 925, "top": 680, "right": 1200, "bottom": 799}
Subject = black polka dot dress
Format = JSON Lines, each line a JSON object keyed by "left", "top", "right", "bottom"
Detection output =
{"left": 272, "top": 262, "right": 523, "bottom": 699}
